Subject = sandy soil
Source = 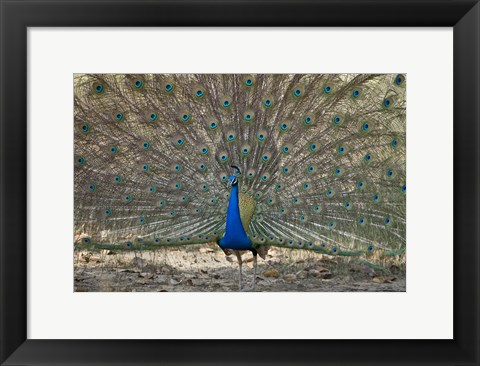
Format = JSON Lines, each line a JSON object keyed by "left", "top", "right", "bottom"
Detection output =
{"left": 74, "top": 245, "right": 406, "bottom": 292}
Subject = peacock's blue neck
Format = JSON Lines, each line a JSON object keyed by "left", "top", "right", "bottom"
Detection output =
{"left": 218, "top": 184, "right": 252, "bottom": 250}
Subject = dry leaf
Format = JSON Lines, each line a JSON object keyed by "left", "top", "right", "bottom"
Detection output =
{"left": 284, "top": 274, "right": 297, "bottom": 281}
{"left": 263, "top": 268, "right": 280, "bottom": 278}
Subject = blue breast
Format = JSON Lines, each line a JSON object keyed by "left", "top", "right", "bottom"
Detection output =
{"left": 218, "top": 184, "right": 253, "bottom": 250}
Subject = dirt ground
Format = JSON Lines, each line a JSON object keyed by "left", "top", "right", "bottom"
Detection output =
{"left": 74, "top": 244, "right": 406, "bottom": 292}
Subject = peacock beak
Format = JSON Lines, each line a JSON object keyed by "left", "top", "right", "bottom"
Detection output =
{"left": 226, "top": 180, "right": 233, "bottom": 188}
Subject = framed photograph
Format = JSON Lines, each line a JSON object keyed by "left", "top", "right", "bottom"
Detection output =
{"left": 1, "top": 0, "right": 478, "bottom": 365}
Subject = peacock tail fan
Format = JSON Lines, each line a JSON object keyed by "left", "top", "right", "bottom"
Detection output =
{"left": 74, "top": 74, "right": 406, "bottom": 264}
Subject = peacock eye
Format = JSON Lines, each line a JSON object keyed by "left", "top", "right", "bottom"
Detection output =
{"left": 294, "top": 89, "right": 301, "bottom": 97}
{"left": 165, "top": 83, "right": 173, "bottom": 92}
{"left": 384, "top": 99, "right": 391, "bottom": 107}
{"left": 150, "top": 113, "right": 157, "bottom": 121}
{"left": 135, "top": 80, "right": 143, "bottom": 88}
{"left": 196, "top": 90, "right": 203, "bottom": 97}
{"left": 362, "top": 122, "right": 369, "bottom": 130}
{"left": 116, "top": 113, "right": 123, "bottom": 121}
{"left": 95, "top": 84, "right": 103, "bottom": 93}
{"left": 81, "top": 123, "right": 89, "bottom": 132}
{"left": 223, "top": 100, "right": 231, "bottom": 107}
{"left": 264, "top": 99, "right": 271, "bottom": 107}
{"left": 182, "top": 114, "right": 190, "bottom": 121}
{"left": 210, "top": 122, "right": 217, "bottom": 129}
{"left": 304, "top": 116, "right": 311, "bottom": 124}
{"left": 324, "top": 85, "right": 331, "bottom": 93}
{"left": 245, "top": 79, "right": 252, "bottom": 86}
{"left": 353, "top": 89, "right": 359, "bottom": 97}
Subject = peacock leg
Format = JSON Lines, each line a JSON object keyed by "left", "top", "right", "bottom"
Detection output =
{"left": 252, "top": 252, "right": 258, "bottom": 291}
{"left": 235, "top": 251, "right": 243, "bottom": 291}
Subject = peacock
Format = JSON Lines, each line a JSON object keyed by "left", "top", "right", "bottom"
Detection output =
{"left": 74, "top": 74, "right": 406, "bottom": 291}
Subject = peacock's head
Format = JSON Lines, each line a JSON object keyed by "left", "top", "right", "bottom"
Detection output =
{"left": 227, "top": 165, "right": 241, "bottom": 188}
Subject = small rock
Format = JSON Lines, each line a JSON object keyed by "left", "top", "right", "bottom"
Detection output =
{"left": 139, "top": 272, "right": 154, "bottom": 279}
{"left": 199, "top": 247, "right": 215, "bottom": 253}
{"left": 284, "top": 274, "right": 297, "bottom": 281}
{"left": 170, "top": 278, "right": 181, "bottom": 285}
{"left": 263, "top": 268, "right": 280, "bottom": 278}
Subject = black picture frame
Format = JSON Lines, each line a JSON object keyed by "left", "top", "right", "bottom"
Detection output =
{"left": 1, "top": 1, "right": 479, "bottom": 365}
